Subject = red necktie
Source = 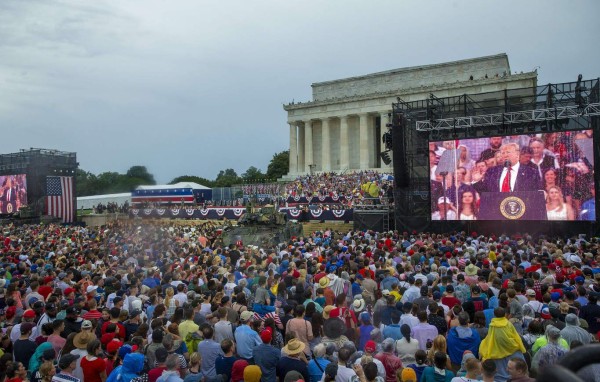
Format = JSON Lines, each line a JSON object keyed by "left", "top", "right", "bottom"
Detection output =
{"left": 501, "top": 168, "right": 511, "bottom": 192}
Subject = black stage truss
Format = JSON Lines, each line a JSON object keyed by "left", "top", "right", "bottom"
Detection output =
{"left": 0, "top": 148, "right": 78, "bottom": 218}
{"left": 391, "top": 77, "right": 600, "bottom": 236}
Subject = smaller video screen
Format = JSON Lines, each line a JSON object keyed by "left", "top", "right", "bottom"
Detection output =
{"left": 0, "top": 174, "right": 28, "bottom": 214}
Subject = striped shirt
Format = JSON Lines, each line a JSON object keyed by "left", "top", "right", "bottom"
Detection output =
{"left": 52, "top": 372, "right": 81, "bottom": 382}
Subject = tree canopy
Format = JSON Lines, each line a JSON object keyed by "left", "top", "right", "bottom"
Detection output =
{"left": 76, "top": 150, "right": 290, "bottom": 196}
{"left": 76, "top": 166, "right": 157, "bottom": 196}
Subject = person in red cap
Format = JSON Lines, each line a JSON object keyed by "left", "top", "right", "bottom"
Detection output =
{"left": 357, "top": 340, "right": 386, "bottom": 379}
{"left": 253, "top": 327, "right": 280, "bottom": 382}
{"left": 105, "top": 340, "right": 124, "bottom": 375}
{"left": 38, "top": 277, "right": 54, "bottom": 301}
{"left": 10, "top": 309, "right": 38, "bottom": 343}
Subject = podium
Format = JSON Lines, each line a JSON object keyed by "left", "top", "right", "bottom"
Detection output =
{"left": 0, "top": 201, "right": 17, "bottom": 214}
{"left": 478, "top": 191, "right": 547, "bottom": 220}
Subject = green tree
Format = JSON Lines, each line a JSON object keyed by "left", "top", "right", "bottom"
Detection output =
{"left": 242, "top": 166, "right": 265, "bottom": 182}
{"left": 75, "top": 169, "right": 99, "bottom": 196}
{"left": 169, "top": 175, "right": 214, "bottom": 188}
{"left": 126, "top": 166, "right": 156, "bottom": 185}
{"left": 266, "top": 150, "right": 289, "bottom": 180}
{"left": 214, "top": 168, "right": 240, "bottom": 187}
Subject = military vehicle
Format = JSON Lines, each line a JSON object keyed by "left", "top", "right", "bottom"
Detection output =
{"left": 220, "top": 204, "right": 303, "bottom": 247}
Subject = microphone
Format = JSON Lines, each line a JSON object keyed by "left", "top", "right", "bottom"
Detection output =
{"left": 504, "top": 160, "right": 511, "bottom": 168}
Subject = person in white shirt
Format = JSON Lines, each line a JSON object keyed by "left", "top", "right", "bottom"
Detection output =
{"left": 173, "top": 284, "right": 188, "bottom": 307}
{"left": 431, "top": 197, "right": 458, "bottom": 221}
{"left": 525, "top": 289, "right": 543, "bottom": 314}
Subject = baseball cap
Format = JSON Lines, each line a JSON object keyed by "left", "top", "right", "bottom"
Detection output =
{"left": 260, "top": 327, "right": 273, "bottom": 343}
{"left": 64, "top": 287, "right": 75, "bottom": 295}
{"left": 526, "top": 289, "right": 536, "bottom": 297}
{"left": 45, "top": 302, "right": 57, "bottom": 311}
{"left": 381, "top": 289, "right": 391, "bottom": 296}
{"left": 129, "top": 309, "right": 142, "bottom": 319}
{"left": 81, "top": 320, "right": 93, "bottom": 329}
{"left": 540, "top": 306, "right": 551, "bottom": 320}
{"left": 106, "top": 340, "right": 123, "bottom": 354}
{"left": 240, "top": 310, "right": 254, "bottom": 322}
{"left": 58, "top": 354, "right": 80, "bottom": 369}
{"left": 23, "top": 309, "right": 36, "bottom": 319}
{"left": 364, "top": 340, "right": 376, "bottom": 353}
{"left": 66, "top": 306, "right": 80, "bottom": 315}
{"left": 86, "top": 285, "right": 98, "bottom": 294}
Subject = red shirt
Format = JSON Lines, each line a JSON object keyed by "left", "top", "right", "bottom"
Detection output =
{"left": 81, "top": 356, "right": 106, "bottom": 382}
{"left": 441, "top": 296, "right": 461, "bottom": 308}
{"left": 83, "top": 310, "right": 103, "bottom": 320}
{"left": 148, "top": 366, "right": 168, "bottom": 382}
{"left": 38, "top": 285, "right": 53, "bottom": 300}
{"left": 101, "top": 321, "right": 126, "bottom": 340}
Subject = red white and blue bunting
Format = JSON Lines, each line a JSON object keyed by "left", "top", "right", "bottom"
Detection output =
{"left": 128, "top": 207, "right": 353, "bottom": 221}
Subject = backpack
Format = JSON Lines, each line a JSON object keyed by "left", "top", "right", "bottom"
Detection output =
{"left": 185, "top": 332, "right": 203, "bottom": 354}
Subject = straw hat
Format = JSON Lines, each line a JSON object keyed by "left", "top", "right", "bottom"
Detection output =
{"left": 352, "top": 299, "right": 366, "bottom": 313}
{"left": 319, "top": 277, "right": 329, "bottom": 288}
{"left": 465, "top": 263, "right": 479, "bottom": 276}
{"left": 322, "top": 305, "right": 335, "bottom": 319}
{"left": 282, "top": 338, "right": 306, "bottom": 355}
{"left": 73, "top": 330, "right": 95, "bottom": 349}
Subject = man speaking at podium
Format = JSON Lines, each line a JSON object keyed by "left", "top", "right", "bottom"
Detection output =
{"left": 473, "top": 143, "right": 542, "bottom": 193}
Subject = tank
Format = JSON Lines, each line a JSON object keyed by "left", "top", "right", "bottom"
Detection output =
{"left": 220, "top": 204, "right": 303, "bottom": 247}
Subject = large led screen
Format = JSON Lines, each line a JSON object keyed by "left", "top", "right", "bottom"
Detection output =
{"left": 429, "top": 131, "right": 595, "bottom": 221}
{"left": 0, "top": 174, "right": 28, "bottom": 214}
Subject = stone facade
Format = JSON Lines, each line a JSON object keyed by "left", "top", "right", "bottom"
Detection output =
{"left": 283, "top": 53, "right": 537, "bottom": 177}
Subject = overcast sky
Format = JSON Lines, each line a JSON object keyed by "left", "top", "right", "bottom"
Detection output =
{"left": 1, "top": 0, "right": 598, "bottom": 183}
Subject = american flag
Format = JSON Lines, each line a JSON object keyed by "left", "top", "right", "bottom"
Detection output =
{"left": 46, "top": 176, "right": 74, "bottom": 223}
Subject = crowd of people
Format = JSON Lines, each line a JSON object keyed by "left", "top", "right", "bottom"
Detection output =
{"left": 0, "top": 221, "right": 599, "bottom": 382}
{"left": 429, "top": 131, "right": 595, "bottom": 221}
{"left": 92, "top": 203, "right": 130, "bottom": 215}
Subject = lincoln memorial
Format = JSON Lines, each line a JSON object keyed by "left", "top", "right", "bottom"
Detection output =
{"left": 283, "top": 53, "right": 537, "bottom": 177}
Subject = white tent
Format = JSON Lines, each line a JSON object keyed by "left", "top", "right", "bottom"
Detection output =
{"left": 136, "top": 182, "right": 211, "bottom": 190}
{"left": 77, "top": 193, "right": 131, "bottom": 210}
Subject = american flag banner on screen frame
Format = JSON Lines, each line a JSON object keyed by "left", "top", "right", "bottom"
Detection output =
{"left": 46, "top": 176, "right": 74, "bottom": 223}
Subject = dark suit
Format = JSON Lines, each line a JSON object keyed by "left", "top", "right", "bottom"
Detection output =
{"left": 1, "top": 187, "right": 17, "bottom": 202}
{"left": 473, "top": 164, "right": 542, "bottom": 193}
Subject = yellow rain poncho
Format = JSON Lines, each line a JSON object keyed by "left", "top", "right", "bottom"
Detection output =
{"left": 479, "top": 317, "right": 526, "bottom": 360}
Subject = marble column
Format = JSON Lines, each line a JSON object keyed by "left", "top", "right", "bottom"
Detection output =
{"left": 359, "top": 113, "right": 370, "bottom": 169}
{"left": 288, "top": 123, "right": 298, "bottom": 174}
{"left": 304, "top": 120, "right": 313, "bottom": 173}
{"left": 340, "top": 116, "right": 350, "bottom": 170}
{"left": 321, "top": 118, "right": 331, "bottom": 172}
{"left": 297, "top": 122, "right": 305, "bottom": 173}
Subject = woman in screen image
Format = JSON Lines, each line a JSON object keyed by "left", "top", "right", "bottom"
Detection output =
{"left": 546, "top": 186, "right": 574, "bottom": 221}
{"left": 458, "top": 187, "right": 478, "bottom": 221}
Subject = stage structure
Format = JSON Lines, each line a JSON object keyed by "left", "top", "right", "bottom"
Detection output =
{"left": 0, "top": 148, "right": 78, "bottom": 220}
{"left": 391, "top": 77, "right": 600, "bottom": 236}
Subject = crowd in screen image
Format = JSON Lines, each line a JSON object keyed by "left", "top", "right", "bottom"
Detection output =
{"left": 429, "top": 131, "right": 596, "bottom": 221}
{"left": 0, "top": 223, "right": 600, "bottom": 382}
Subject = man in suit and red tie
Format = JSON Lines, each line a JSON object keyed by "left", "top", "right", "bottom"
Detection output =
{"left": 473, "top": 143, "right": 542, "bottom": 193}
{"left": 1, "top": 177, "right": 18, "bottom": 202}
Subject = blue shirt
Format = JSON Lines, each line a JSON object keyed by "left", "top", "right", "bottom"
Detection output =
{"left": 234, "top": 324, "right": 262, "bottom": 359}
{"left": 253, "top": 343, "right": 281, "bottom": 382}
{"left": 382, "top": 324, "right": 403, "bottom": 341}
{"left": 307, "top": 358, "right": 330, "bottom": 382}
{"left": 197, "top": 339, "right": 223, "bottom": 377}
{"left": 215, "top": 355, "right": 237, "bottom": 382}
